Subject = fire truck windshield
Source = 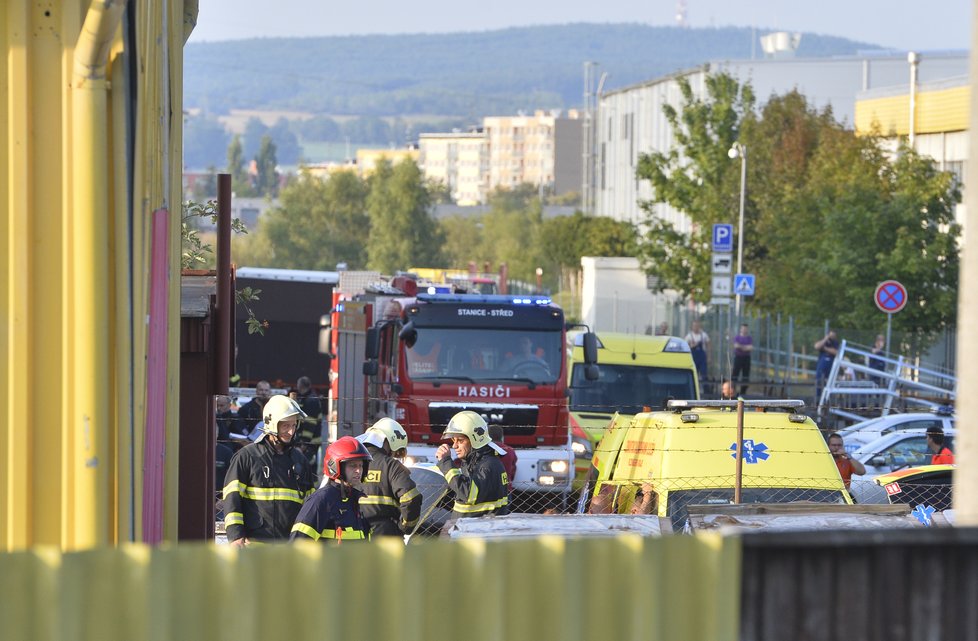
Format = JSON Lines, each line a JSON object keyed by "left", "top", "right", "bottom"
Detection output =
{"left": 405, "top": 328, "right": 561, "bottom": 384}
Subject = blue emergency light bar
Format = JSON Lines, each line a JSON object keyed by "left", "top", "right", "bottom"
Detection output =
{"left": 416, "top": 293, "right": 553, "bottom": 306}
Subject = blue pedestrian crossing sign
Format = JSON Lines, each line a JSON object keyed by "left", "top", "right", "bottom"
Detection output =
{"left": 734, "top": 273, "right": 755, "bottom": 296}
{"left": 712, "top": 224, "right": 734, "bottom": 252}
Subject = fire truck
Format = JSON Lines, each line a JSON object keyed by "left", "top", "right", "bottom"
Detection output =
{"left": 323, "top": 272, "right": 598, "bottom": 501}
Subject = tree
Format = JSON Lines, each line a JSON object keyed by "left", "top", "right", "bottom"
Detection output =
{"left": 183, "top": 114, "right": 230, "bottom": 168}
{"left": 268, "top": 118, "right": 302, "bottom": 165}
{"left": 438, "top": 215, "right": 484, "bottom": 268}
{"left": 479, "top": 184, "right": 544, "bottom": 282}
{"left": 634, "top": 75, "right": 960, "bottom": 348}
{"left": 226, "top": 135, "right": 254, "bottom": 196}
{"left": 242, "top": 117, "right": 268, "bottom": 158}
{"left": 254, "top": 135, "right": 279, "bottom": 197}
{"left": 237, "top": 169, "right": 369, "bottom": 271}
{"left": 366, "top": 159, "right": 443, "bottom": 272}
{"left": 635, "top": 72, "right": 756, "bottom": 301}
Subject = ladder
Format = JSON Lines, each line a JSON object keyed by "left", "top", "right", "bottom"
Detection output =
{"left": 816, "top": 339, "right": 956, "bottom": 424}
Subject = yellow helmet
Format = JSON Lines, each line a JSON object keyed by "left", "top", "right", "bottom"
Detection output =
{"left": 362, "top": 417, "right": 409, "bottom": 453}
{"left": 442, "top": 411, "right": 494, "bottom": 449}
{"left": 258, "top": 394, "right": 307, "bottom": 442}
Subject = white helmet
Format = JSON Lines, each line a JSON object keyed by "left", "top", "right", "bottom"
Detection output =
{"left": 257, "top": 394, "right": 306, "bottom": 442}
{"left": 442, "top": 411, "right": 506, "bottom": 454}
{"left": 360, "top": 417, "right": 409, "bottom": 454}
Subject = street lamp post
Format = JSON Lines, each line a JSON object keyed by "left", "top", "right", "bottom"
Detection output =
{"left": 728, "top": 143, "right": 747, "bottom": 318}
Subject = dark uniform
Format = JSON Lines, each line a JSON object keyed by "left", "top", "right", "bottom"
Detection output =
{"left": 290, "top": 482, "right": 370, "bottom": 543}
{"left": 357, "top": 443, "right": 422, "bottom": 535}
{"left": 222, "top": 439, "right": 314, "bottom": 542}
{"left": 293, "top": 391, "right": 323, "bottom": 460}
{"left": 236, "top": 397, "right": 266, "bottom": 435}
{"left": 437, "top": 445, "right": 510, "bottom": 518}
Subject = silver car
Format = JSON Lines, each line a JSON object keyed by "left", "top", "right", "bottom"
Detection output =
{"left": 838, "top": 409, "right": 954, "bottom": 455}
{"left": 848, "top": 428, "right": 956, "bottom": 504}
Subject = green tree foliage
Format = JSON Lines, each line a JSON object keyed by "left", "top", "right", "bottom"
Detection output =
{"left": 184, "top": 114, "right": 230, "bottom": 168}
{"left": 635, "top": 75, "right": 960, "bottom": 347}
{"left": 254, "top": 135, "right": 279, "bottom": 197}
{"left": 539, "top": 211, "right": 638, "bottom": 271}
{"left": 439, "top": 215, "right": 485, "bottom": 269}
{"left": 238, "top": 169, "right": 370, "bottom": 271}
{"left": 366, "top": 159, "right": 444, "bottom": 272}
{"left": 635, "top": 73, "right": 755, "bottom": 302}
{"left": 226, "top": 135, "right": 254, "bottom": 196}
{"left": 242, "top": 117, "right": 268, "bottom": 158}
{"left": 478, "top": 185, "right": 544, "bottom": 282}
{"left": 268, "top": 118, "right": 302, "bottom": 165}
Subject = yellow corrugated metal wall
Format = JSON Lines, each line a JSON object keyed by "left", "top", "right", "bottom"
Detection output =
{"left": 855, "top": 84, "right": 970, "bottom": 135}
{"left": 0, "top": 535, "right": 741, "bottom": 641}
{"left": 1, "top": 0, "right": 186, "bottom": 550}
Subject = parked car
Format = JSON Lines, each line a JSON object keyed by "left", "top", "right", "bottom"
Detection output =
{"left": 838, "top": 407, "right": 954, "bottom": 455}
{"left": 875, "top": 464, "right": 955, "bottom": 512}
{"left": 848, "top": 428, "right": 956, "bottom": 504}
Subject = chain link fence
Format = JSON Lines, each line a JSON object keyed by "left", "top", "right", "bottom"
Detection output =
{"left": 214, "top": 390, "right": 956, "bottom": 537}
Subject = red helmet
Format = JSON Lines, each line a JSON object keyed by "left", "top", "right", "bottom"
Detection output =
{"left": 324, "top": 436, "right": 372, "bottom": 480}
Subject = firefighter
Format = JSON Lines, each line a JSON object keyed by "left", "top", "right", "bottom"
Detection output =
{"left": 222, "top": 394, "right": 314, "bottom": 547}
{"left": 356, "top": 418, "right": 422, "bottom": 536}
{"left": 290, "top": 436, "right": 371, "bottom": 543}
{"left": 435, "top": 411, "right": 510, "bottom": 520}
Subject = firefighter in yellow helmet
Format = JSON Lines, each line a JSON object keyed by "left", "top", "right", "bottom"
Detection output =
{"left": 356, "top": 418, "right": 423, "bottom": 536}
{"left": 222, "top": 394, "right": 314, "bottom": 546}
{"left": 435, "top": 411, "right": 510, "bottom": 519}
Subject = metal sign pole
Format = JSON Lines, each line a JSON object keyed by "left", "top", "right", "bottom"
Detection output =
{"left": 734, "top": 399, "right": 744, "bottom": 504}
{"left": 886, "top": 312, "right": 892, "bottom": 354}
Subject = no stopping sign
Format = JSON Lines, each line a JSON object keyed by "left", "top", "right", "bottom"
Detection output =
{"left": 875, "top": 280, "right": 907, "bottom": 314}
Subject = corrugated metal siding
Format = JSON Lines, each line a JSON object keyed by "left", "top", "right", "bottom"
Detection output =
{"left": 0, "top": 535, "right": 741, "bottom": 641}
{"left": 856, "top": 85, "right": 970, "bottom": 135}
{"left": 1, "top": 0, "right": 187, "bottom": 551}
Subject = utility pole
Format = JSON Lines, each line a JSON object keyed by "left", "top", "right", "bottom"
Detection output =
{"left": 954, "top": 6, "right": 978, "bottom": 525}
{"left": 581, "top": 62, "right": 595, "bottom": 215}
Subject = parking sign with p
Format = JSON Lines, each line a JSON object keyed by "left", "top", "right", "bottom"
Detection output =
{"left": 712, "top": 224, "right": 734, "bottom": 253}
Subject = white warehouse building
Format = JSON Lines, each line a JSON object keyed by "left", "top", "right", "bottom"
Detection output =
{"left": 594, "top": 52, "right": 969, "bottom": 228}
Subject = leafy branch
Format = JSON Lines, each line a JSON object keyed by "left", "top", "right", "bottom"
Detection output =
{"left": 181, "top": 199, "right": 267, "bottom": 335}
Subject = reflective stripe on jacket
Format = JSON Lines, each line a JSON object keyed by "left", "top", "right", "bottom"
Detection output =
{"left": 290, "top": 482, "right": 370, "bottom": 543}
{"left": 222, "top": 440, "right": 314, "bottom": 542}
{"left": 437, "top": 446, "right": 510, "bottom": 518}
{"left": 357, "top": 444, "right": 423, "bottom": 535}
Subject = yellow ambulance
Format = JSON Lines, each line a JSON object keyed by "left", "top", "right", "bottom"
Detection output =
{"left": 588, "top": 400, "right": 851, "bottom": 530}
{"left": 567, "top": 333, "right": 700, "bottom": 485}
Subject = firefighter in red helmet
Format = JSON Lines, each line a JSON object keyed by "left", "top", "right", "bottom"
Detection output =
{"left": 290, "top": 436, "right": 371, "bottom": 543}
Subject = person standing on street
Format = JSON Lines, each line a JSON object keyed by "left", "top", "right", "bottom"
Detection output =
{"left": 828, "top": 433, "right": 865, "bottom": 496}
{"left": 236, "top": 380, "right": 272, "bottom": 436}
{"left": 684, "top": 320, "right": 710, "bottom": 393}
{"left": 927, "top": 427, "right": 955, "bottom": 465}
{"left": 222, "top": 395, "right": 314, "bottom": 547}
{"left": 435, "top": 411, "right": 510, "bottom": 521}
{"left": 814, "top": 330, "right": 840, "bottom": 403}
{"left": 356, "top": 418, "right": 422, "bottom": 536}
{"left": 868, "top": 334, "right": 886, "bottom": 386}
{"left": 291, "top": 375, "right": 324, "bottom": 463}
{"left": 731, "top": 324, "right": 753, "bottom": 397}
{"left": 291, "top": 436, "right": 372, "bottom": 543}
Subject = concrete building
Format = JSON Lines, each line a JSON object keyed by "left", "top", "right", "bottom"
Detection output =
{"left": 484, "top": 110, "right": 583, "bottom": 198}
{"left": 418, "top": 132, "right": 488, "bottom": 205}
{"left": 593, "top": 52, "right": 969, "bottom": 228}
{"left": 355, "top": 147, "right": 420, "bottom": 176}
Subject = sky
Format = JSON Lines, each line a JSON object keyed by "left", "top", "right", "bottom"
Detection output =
{"left": 189, "top": 0, "right": 973, "bottom": 52}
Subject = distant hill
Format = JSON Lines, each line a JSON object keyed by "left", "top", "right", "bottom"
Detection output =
{"left": 184, "top": 23, "right": 881, "bottom": 119}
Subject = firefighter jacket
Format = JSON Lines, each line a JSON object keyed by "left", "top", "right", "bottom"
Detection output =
{"left": 290, "top": 481, "right": 370, "bottom": 543}
{"left": 222, "top": 440, "right": 314, "bottom": 543}
{"left": 294, "top": 391, "right": 323, "bottom": 447}
{"left": 357, "top": 444, "right": 422, "bottom": 535}
{"left": 437, "top": 445, "right": 510, "bottom": 518}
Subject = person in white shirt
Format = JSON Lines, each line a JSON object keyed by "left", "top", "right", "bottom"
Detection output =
{"left": 684, "top": 319, "right": 710, "bottom": 391}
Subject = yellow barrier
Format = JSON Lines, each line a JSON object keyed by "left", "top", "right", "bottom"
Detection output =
{"left": 0, "top": 535, "right": 739, "bottom": 641}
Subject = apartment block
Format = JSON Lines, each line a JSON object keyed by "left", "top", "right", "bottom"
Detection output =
{"left": 418, "top": 132, "right": 488, "bottom": 206}
{"left": 484, "top": 110, "right": 581, "bottom": 197}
